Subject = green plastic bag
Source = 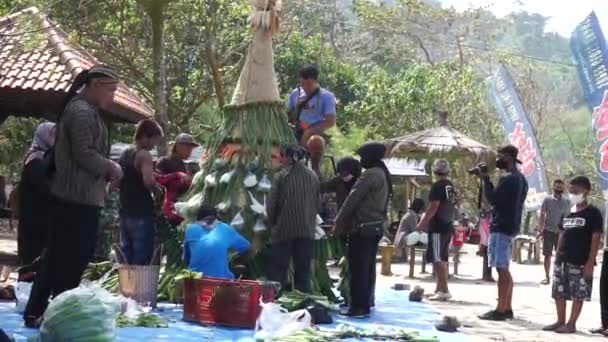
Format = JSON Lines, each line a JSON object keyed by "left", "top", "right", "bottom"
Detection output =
{"left": 40, "top": 281, "right": 120, "bottom": 342}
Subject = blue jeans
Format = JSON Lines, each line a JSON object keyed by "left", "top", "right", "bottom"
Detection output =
{"left": 120, "top": 215, "right": 155, "bottom": 265}
{"left": 488, "top": 232, "right": 513, "bottom": 269}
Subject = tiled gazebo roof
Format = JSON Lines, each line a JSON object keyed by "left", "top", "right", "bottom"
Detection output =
{"left": 0, "top": 7, "right": 153, "bottom": 123}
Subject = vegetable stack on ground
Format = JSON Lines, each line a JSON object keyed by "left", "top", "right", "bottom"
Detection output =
{"left": 173, "top": 0, "right": 335, "bottom": 299}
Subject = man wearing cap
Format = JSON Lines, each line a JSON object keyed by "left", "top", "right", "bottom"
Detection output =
{"left": 478, "top": 145, "right": 528, "bottom": 321}
{"left": 416, "top": 159, "right": 457, "bottom": 302}
{"left": 156, "top": 133, "right": 199, "bottom": 175}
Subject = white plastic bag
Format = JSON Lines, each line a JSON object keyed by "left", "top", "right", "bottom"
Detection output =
{"left": 249, "top": 191, "right": 266, "bottom": 215}
{"left": 204, "top": 172, "right": 218, "bottom": 187}
{"left": 257, "top": 174, "right": 272, "bottom": 193}
{"left": 176, "top": 193, "right": 203, "bottom": 220}
{"left": 244, "top": 172, "right": 258, "bottom": 188}
{"left": 314, "top": 226, "right": 326, "bottom": 240}
{"left": 231, "top": 211, "right": 245, "bottom": 229}
{"left": 15, "top": 282, "right": 32, "bottom": 313}
{"left": 253, "top": 218, "right": 267, "bottom": 233}
{"left": 406, "top": 231, "right": 428, "bottom": 246}
{"left": 220, "top": 169, "right": 235, "bottom": 184}
{"left": 254, "top": 299, "right": 312, "bottom": 341}
{"left": 40, "top": 281, "right": 120, "bottom": 342}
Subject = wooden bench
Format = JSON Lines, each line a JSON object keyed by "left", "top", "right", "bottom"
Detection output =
{"left": 408, "top": 245, "right": 462, "bottom": 278}
{"left": 513, "top": 236, "right": 540, "bottom": 264}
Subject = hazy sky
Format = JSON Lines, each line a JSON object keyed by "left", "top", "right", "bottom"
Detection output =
{"left": 440, "top": 0, "right": 608, "bottom": 37}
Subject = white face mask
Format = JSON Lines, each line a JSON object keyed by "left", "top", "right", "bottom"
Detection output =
{"left": 569, "top": 193, "right": 585, "bottom": 205}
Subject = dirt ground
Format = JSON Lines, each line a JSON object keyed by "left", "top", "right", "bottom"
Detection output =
{"left": 377, "top": 243, "right": 606, "bottom": 341}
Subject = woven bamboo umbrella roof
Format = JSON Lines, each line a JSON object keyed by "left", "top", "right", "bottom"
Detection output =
{"left": 384, "top": 112, "right": 497, "bottom": 164}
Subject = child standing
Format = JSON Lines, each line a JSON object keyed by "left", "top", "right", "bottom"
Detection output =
{"left": 543, "top": 176, "right": 602, "bottom": 334}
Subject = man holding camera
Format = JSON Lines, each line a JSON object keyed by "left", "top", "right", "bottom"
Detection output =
{"left": 478, "top": 145, "right": 528, "bottom": 321}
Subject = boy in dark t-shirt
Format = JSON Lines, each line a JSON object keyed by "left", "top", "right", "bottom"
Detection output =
{"left": 417, "top": 159, "right": 457, "bottom": 302}
{"left": 543, "top": 176, "right": 602, "bottom": 334}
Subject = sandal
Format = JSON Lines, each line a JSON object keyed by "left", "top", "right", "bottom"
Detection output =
{"left": 555, "top": 325, "right": 576, "bottom": 334}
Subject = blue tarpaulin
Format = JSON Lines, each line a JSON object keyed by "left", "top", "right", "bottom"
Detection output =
{"left": 1, "top": 288, "right": 467, "bottom": 341}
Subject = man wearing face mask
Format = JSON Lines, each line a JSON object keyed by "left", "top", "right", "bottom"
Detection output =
{"left": 543, "top": 176, "right": 602, "bottom": 334}
{"left": 478, "top": 145, "right": 528, "bottom": 321}
{"left": 538, "top": 179, "right": 570, "bottom": 285}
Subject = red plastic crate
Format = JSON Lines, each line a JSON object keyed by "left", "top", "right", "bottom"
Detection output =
{"left": 183, "top": 277, "right": 277, "bottom": 328}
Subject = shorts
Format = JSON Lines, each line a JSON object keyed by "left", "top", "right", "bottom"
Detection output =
{"left": 488, "top": 232, "right": 513, "bottom": 269}
{"left": 552, "top": 263, "right": 593, "bottom": 301}
{"left": 542, "top": 231, "right": 559, "bottom": 257}
{"left": 426, "top": 232, "right": 451, "bottom": 263}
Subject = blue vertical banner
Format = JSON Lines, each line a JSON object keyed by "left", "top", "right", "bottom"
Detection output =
{"left": 488, "top": 64, "right": 549, "bottom": 210}
{"left": 570, "top": 12, "right": 608, "bottom": 198}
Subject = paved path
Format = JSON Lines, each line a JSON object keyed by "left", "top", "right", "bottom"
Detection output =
{"left": 376, "top": 244, "right": 606, "bottom": 341}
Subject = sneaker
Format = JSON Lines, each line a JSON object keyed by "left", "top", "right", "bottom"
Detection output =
{"left": 478, "top": 310, "right": 508, "bottom": 321}
{"left": 339, "top": 307, "right": 370, "bottom": 319}
{"left": 429, "top": 292, "right": 452, "bottom": 301}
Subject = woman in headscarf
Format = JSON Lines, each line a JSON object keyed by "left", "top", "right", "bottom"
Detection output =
{"left": 334, "top": 142, "right": 392, "bottom": 318}
{"left": 17, "top": 122, "right": 55, "bottom": 280}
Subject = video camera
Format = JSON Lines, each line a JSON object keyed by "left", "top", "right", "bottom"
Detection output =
{"left": 467, "top": 162, "right": 488, "bottom": 176}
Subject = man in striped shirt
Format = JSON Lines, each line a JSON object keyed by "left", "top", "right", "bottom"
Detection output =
{"left": 267, "top": 144, "right": 320, "bottom": 293}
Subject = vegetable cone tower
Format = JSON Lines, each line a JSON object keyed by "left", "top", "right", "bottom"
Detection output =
{"left": 181, "top": 0, "right": 294, "bottom": 275}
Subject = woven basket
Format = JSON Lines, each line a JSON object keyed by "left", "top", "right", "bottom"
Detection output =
{"left": 118, "top": 264, "right": 160, "bottom": 308}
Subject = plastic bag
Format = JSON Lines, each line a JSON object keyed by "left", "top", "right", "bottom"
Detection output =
{"left": 40, "top": 281, "right": 120, "bottom": 342}
{"left": 314, "top": 226, "right": 326, "bottom": 240}
{"left": 253, "top": 219, "right": 267, "bottom": 233}
{"left": 176, "top": 193, "right": 203, "bottom": 220}
{"left": 231, "top": 211, "right": 245, "bottom": 229}
{"left": 217, "top": 199, "right": 231, "bottom": 213}
{"left": 15, "top": 282, "right": 32, "bottom": 313}
{"left": 191, "top": 170, "right": 204, "bottom": 188}
{"left": 257, "top": 174, "right": 272, "bottom": 193}
{"left": 204, "top": 172, "right": 218, "bottom": 187}
{"left": 406, "top": 231, "right": 428, "bottom": 246}
{"left": 220, "top": 170, "right": 235, "bottom": 184}
{"left": 248, "top": 191, "right": 266, "bottom": 215}
{"left": 254, "top": 299, "right": 312, "bottom": 341}
{"left": 244, "top": 172, "right": 258, "bottom": 188}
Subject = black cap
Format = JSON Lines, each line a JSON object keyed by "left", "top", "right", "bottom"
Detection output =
{"left": 197, "top": 206, "right": 218, "bottom": 221}
{"left": 498, "top": 145, "right": 522, "bottom": 164}
{"left": 356, "top": 142, "right": 386, "bottom": 161}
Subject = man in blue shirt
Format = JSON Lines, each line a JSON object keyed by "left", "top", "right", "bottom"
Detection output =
{"left": 478, "top": 145, "right": 528, "bottom": 321}
{"left": 286, "top": 65, "right": 337, "bottom": 145}
{"left": 183, "top": 206, "right": 250, "bottom": 279}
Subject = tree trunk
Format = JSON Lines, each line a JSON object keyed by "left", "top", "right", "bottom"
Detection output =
{"left": 146, "top": 0, "right": 169, "bottom": 155}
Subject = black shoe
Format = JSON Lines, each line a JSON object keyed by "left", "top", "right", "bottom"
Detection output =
{"left": 478, "top": 310, "right": 508, "bottom": 321}
{"left": 505, "top": 309, "right": 514, "bottom": 320}
{"left": 24, "top": 315, "right": 43, "bottom": 329}
{"left": 339, "top": 307, "right": 370, "bottom": 318}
